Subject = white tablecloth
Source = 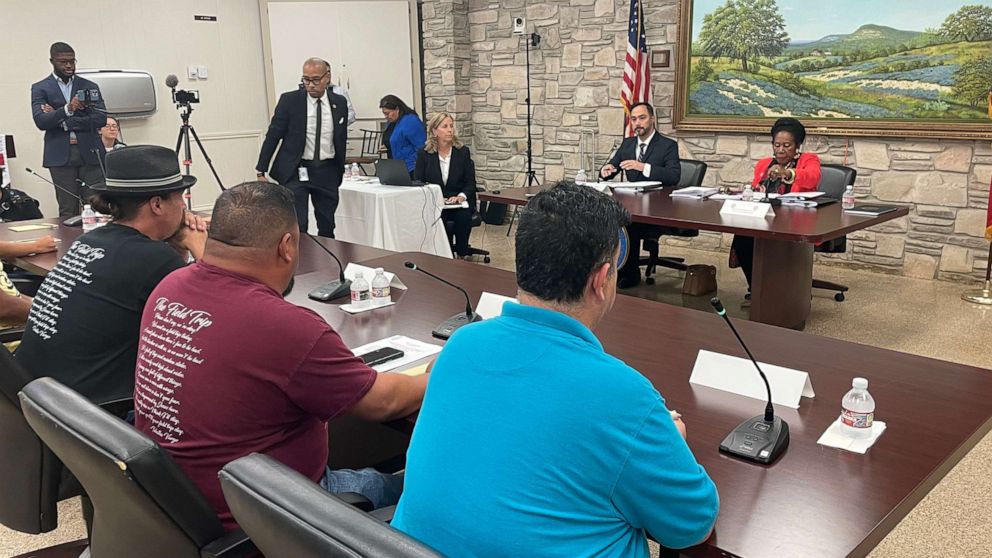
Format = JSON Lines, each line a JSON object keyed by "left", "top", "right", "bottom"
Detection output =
{"left": 306, "top": 177, "right": 452, "bottom": 257}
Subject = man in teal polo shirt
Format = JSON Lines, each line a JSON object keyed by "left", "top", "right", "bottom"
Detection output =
{"left": 393, "top": 182, "right": 718, "bottom": 557}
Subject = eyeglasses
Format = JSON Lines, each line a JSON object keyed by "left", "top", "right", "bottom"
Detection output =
{"left": 301, "top": 72, "right": 329, "bottom": 85}
{"left": 104, "top": 124, "right": 119, "bottom": 130}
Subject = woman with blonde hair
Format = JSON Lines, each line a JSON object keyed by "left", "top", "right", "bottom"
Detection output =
{"left": 414, "top": 112, "right": 477, "bottom": 258}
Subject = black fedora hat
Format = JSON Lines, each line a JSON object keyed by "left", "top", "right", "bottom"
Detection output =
{"left": 91, "top": 145, "right": 197, "bottom": 195}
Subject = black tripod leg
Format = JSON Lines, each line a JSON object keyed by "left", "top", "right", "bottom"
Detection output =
{"left": 175, "top": 126, "right": 186, "bottom": 154}
{"left": 187, "top": 125, "right": 225, "bottom": 191}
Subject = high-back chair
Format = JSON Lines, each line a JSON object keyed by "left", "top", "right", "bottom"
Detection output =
{"left": 221, "top": 454, "right": 442, "bottom": 558}
{"left": 19, "top": 377, "right": 255, "bottom": 558}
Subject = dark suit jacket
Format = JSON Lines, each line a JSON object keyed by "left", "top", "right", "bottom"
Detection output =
{"left": 603, "top": 132, "right": 681, "bottom": 185}
{"left": 31, "top": 75, "right": 107, "bottom": 167}
{"left": 413, "top": 146, "right": 477, "bottom": 204}
{"left": 256, "top": 88, "right": 348, "bottom": 185}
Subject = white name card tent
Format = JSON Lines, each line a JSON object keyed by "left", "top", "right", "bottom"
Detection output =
{"left": 476, "top": 291, "right": 517, "bottom": 320}
{"left": 689, "top": 350, "right": 815, "bottom": 409}
{"left": 343, "top": 263, "right": 407, "bottom": 290}
{"left": 720, "top": 200, "right": 775, "bottom": 218}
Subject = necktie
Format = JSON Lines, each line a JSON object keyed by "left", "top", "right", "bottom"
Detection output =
{"left": 314, "top": 99, "right": 322, "bottom": 161}
{"left": 638, "top": 143, "right": 646, "bottom": 163}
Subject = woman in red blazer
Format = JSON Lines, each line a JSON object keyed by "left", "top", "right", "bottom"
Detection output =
{"left": 731, "top": 118, "right": 821, "bottom": 303}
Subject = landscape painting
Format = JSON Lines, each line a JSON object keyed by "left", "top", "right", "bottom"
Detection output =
{"left": 673, "top": 0, "right": 992, "bottom": 138}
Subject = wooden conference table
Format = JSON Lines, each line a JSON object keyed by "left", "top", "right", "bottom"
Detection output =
{"left": 481, "top": 187, "right": 909, "bottom": 330}
{"left": 7, "top": 218, "right": 992, "bottom": 557}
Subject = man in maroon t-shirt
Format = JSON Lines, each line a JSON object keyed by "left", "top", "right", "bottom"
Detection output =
{"left": 134, "top": 182, "right": 428, "bottom": 529}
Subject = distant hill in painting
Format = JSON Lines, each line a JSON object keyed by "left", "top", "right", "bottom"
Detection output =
{"left": 788, "top": 25, "right": 923, "bottom": 53}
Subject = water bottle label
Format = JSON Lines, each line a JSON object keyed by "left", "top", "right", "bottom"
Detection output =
{"left": 372, "top": 286, "right": 390, "bottom": 299}
{"left": 841, "top": 408, "right": 873, "bottom": 429}
{"left": 350, "top": 289, "right": 370, "bottom": 303}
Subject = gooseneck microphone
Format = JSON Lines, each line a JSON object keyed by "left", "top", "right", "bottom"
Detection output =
{"left": 25, "top": 168, "right": 85, "bottom": 227}
{"left": 709, "top": 297, "right": 790, "bottom": 464}
{"left": 306, "top": 236, "right": 352, "bottom": 301}
{"left": 404, "top": 260, "right": 481, "bottom": 339}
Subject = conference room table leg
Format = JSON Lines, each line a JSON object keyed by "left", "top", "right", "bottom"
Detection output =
{"left": 750, "top": 239, "right": 813, "bottom": 330}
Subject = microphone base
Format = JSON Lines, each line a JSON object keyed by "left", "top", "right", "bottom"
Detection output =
{"left": 719, "top": 415, "right": 789, "bottom": 465}
{"left": 307, "top": 279, "right": 352, "bottom": 302}
{"left": 432, "top": 312, "right": 482, "bottom": 340}
{"left": 63, "top": 215, "right": 83, "bottom": 227}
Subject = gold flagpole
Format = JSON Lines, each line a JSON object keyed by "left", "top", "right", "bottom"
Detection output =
{"left": 961, "top": 243, "right": 992, "bottom": 305}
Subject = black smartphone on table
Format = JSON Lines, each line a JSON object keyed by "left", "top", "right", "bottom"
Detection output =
{"left": 358, "top": 347, "right": 404, "bottom": 367}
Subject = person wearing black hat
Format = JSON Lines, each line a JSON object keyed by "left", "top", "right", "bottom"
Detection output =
{"left": 16, "top": 145, "right": 208, "bottom": 408}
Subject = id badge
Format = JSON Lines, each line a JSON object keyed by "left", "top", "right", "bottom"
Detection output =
{"left": 298, "top": 167, "right": 310, "bottom": 182}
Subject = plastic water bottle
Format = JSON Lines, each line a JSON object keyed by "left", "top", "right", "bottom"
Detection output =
{"left": 371, "top": 268, "right": 391, "bottom": 306}
{"left": 742, "top": 185, "right": 754, "bottom": 202}
{"left": 840, "top": 377, "right": 875, "bottom": 439}
{"left": 842, "top": 185, "right": 856, "bottom": 210}
{"left": 575, "top": 169, "right": 587, "bottom": 184}
{"left": 350, "top": 271, "right": 371, "bottom": 309}
{"left": 350, "top": 162, "right": 360, "bottom": 178}
{"left": 81, "top": 204, "right": 98, "bottom": 232}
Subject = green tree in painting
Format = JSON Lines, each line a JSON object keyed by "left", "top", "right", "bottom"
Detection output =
{"left": 698, "top": 0, "right": 789, "bottom": 72}
{"left": 952, "top": 56, "right": 992, "bottom": 107}
{"left": 939, "top": 5, "right": 992, "bottom": 42}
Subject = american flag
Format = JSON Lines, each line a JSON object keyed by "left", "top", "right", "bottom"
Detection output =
{"left": 622, "top": 0, "right": 651, "bottom": 137}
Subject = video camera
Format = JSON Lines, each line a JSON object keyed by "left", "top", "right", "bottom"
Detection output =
{"left": 173, "top": 89, "right": 200, "bottom": 106}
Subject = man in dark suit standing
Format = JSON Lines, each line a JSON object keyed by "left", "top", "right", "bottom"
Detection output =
{"left": 600, "top": 102, "right": 681, "bottom": 288}
{"left": 256, "top": 58, "right": 348, "bottom": 238}
{"left": 31, "top": 42, "right": 107, "bottom": 217}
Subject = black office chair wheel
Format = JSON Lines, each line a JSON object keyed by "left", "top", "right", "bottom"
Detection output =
{"left": 483, "top": 255, "right": 491, "bottom": 264}
{"left": 646, "top": 277, "right": 655, "bottom": 285}
{"left": 834, "top": 292, "right": 845, "bottom": 302}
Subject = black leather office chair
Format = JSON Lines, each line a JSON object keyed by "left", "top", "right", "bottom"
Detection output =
{"left": 641, "top": 159, "right": 708, "bottom": 284}
{"left": 0, "top": 348, "right": 84, "bottom": 535}
{"left": 221, "top": 454, "right": 442, "bottom": 558}
{"left": 814, "top": 164, "right": 857, "bottom": 302}
{"left": 444, "top": 187, "right": 491, "bottom": 263}
{"left": 19, "top": 377, "right": 256, "bottom": 558}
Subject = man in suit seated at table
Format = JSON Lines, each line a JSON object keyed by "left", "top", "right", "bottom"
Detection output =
{"left": 392, "top": 182, "right": 718, "bottom": 557}
{"left": 600, "top": 102, "right": 682, "bottom": 288}
{"left": 134, "top": 181, "right": 428, "bottom": 530}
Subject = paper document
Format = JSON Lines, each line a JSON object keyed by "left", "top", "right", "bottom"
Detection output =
{"left": 609, "top": 181, "right": 664, "bottom": 191}
{"left": 780, "top": 191, "right": 825, "bottom": 199}
{"left": 817, "top": 418, "right": 886, "bottom": 454}
{"left": 349, "top": 335, "right": 442, "bottom": 372}
{"left": 397, "top": 363, "right": 430, "bottom": 376}
{"left": 9, "top": 224, "right": 57, "bottom": 232}
{"left": 344, "top": 263, "right": 407, "bottom": 290}
{"left": 476, "top": 291, "right": 517, "bottom": 319}
{"left": 671, "top": 187, "right": 719, "bottom": 199}
{"left": 442, "top": 201, "right": 469, "bottom": 209}
{"left": 339, "top": 301, "right": 396, "bottom": 314}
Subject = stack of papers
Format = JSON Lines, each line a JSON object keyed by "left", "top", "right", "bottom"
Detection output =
{"left": 349, "top": 335, "right": 442, "bottom": 372}
{"left": 609, "top": 181, "right": 664, "bottom": 191}
{"left": 671, "top": 187, "right": 719, "bottom": 199}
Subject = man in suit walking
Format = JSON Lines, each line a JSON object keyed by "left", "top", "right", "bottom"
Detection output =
{"left": 31, "top": 42, "right": 107, "bottom": 217}
{"left": 600, "top": 102, "right": 682, "bottom": 288}
{"left": 256, "top": 58, "right": 348, "bottom": 238}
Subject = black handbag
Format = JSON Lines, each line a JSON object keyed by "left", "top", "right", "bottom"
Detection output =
{"left": 0, "top": 187, "right": 43, "bottom": 222}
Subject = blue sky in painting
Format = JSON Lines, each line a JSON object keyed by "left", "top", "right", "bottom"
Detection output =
{"left": 689, "top": 0, "right": 991, "bottom": 43}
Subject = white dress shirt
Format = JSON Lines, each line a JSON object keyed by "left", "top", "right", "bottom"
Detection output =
{"left": 438, "top": 150, "right": 451, "bottom": 186}
{"left": 637, "top": 130, "right": 656, "bottom": 178}
{"left": 303, "top": 91, "right": 334, "bottom": 161}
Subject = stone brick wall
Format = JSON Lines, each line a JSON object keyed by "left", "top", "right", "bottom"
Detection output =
{"left": 421, "top": 0, "right": 992, "bottom": 282}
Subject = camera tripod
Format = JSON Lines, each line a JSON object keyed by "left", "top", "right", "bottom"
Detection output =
{"left": 174, "top": 102, "right": 225, "bottom": 208}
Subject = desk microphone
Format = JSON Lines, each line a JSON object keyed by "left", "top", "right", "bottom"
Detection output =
{"left": 404, "top": 261, "right": 480, "bottom": 339}
{"left": 25, "top": 168, "right": 85, "bottom": 227}
{"left": 306, "top": 235, "right": 352, "bottom": 301}
{"left": 709, "top": 297, "right": 789, "bottom": 464}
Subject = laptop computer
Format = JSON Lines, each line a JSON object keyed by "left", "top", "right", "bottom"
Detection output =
{"left": 375, "top": 159, "right": 425, "bottom": 187}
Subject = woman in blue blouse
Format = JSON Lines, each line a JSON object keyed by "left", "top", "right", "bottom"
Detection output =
{"left": 379, "top": 95, "right": 425, "bottom": 173}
